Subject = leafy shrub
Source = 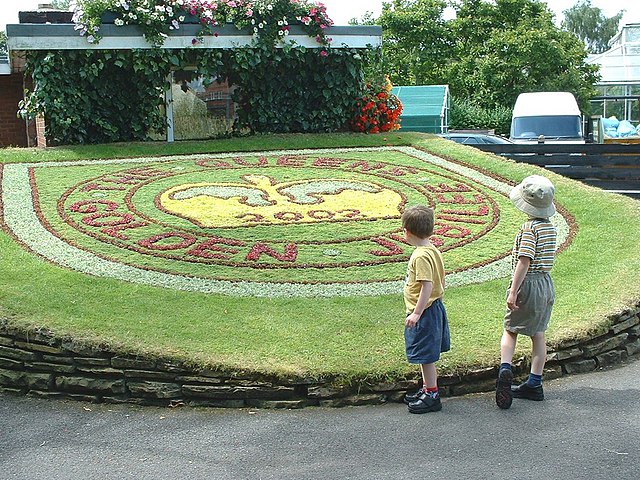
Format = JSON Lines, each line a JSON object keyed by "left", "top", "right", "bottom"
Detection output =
{"left": 449, "top": 97, "right": 512, "bottom": 136}
{"left": 19, "top": 50, "right": 173, "bottom": 144}
{"left": 19, "top": 46, "right": 370, "bottom": 144}
{"left": 20, "top": 0, "right": 376, "bottom": 144}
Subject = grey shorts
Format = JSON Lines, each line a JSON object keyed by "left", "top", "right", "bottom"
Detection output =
{"left": 504, "top": 272, "right": 554, "bottom": 337}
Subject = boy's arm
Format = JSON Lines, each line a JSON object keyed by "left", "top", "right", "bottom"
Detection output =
{"left": 405, "top": 280, "right": 433, "bottom": 328}
{"left": 507, "top": 256, "right": 531, "bottom": 311}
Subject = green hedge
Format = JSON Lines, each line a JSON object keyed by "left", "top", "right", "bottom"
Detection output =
{"left": 19, "top": 46, "right": 370, "bottom": 144}
{"left": 449, "top": 97, "right": 512, "bottom": 136}
{"left": 227, "top": 45, "right": 366, "bottom": 133}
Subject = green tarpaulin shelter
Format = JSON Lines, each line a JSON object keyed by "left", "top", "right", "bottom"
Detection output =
{"left": 392, "top": 85, "right": 449, "bottom": 133}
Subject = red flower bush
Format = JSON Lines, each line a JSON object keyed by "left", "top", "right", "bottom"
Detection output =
{"left": 350, "top": 75, "right": 402, "bottom": 134}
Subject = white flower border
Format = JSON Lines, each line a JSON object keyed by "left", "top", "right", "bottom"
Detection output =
{"left": 1, "top": 147, "right": 571, "bottom": 297}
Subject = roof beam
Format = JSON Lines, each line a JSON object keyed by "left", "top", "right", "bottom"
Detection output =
{"left": 6, "top": 24, "right": 382, "bottom": 51}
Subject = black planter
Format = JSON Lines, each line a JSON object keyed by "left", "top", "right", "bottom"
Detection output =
{"left": 100, "top": 11, "right": 119, "bottom": 24}
{"left": 176, "top": 11, "right": 201, "bottom": 24}
{"left": 19, "top": 11, "right": 74, "bottom": 24}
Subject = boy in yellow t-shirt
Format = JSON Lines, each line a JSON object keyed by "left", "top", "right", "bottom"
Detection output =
{"left": 401, "top": 205, "right": 450, "bottom": 414}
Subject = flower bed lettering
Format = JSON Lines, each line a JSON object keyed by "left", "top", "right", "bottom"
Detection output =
{"left": 1, "top": 147, "right": 574, "bottom": 296}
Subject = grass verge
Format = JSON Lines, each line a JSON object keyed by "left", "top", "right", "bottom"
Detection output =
{"left": 1, "top": 132, "right": 639, "bottom": 383}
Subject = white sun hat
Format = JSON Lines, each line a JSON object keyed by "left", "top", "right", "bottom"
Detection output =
{"left": 509, "top": 175, "right": 556, "bottom": 218}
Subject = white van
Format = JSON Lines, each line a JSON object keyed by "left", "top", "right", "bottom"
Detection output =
{"left": 509, "top": 92, "right": 585, "bottom": 144}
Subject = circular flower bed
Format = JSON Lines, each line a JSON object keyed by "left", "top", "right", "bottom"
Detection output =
{"left": 3, "top": 138, "right": 640, "bottom": 386}
{"left": 2, "top": 146, "right": 573, "bottom": 297}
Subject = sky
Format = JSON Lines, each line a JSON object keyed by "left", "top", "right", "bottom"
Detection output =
{"left": 1, "top": 1, "right": 639, "bottom": 31}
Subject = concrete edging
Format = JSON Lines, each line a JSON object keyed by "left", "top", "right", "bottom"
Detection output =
{"left": 1, "top": 305, "right": 639, "bottom": 409}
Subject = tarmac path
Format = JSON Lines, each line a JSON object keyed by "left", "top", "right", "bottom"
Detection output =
{"left": 1, "top": 359, "right": 638, "bottom": 480}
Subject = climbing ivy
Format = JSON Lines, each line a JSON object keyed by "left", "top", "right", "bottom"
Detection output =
{"left": 228, "top": 45, "right": 366, "bottom": 133}
{"left": 20, "top": 49, "right": 178, "bottom": 144}
{"left": 19, "top": 46, "right": 371, "bottom": 144}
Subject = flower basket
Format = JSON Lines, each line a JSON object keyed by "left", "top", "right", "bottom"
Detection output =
{"left": 74, "top": 0, "right": 334, "bottom": 47}
{"left": 350, "top": 75, "right": 403, "bottom": 134}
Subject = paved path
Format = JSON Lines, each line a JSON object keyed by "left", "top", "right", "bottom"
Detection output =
{"left": 1, "top": 359, "right": 639, "bottom": 480}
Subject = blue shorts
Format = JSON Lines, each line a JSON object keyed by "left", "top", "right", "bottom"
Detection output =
{"left": 404, "top": 298, "right": 450, "bottom": 364}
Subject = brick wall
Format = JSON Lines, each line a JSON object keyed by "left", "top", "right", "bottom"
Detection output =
{"left": 35, "top": 115, "right": 47, "bottom": 148}
{"left": 197, "top": 80, "right": 236, "bottom": 120}
{"left": 0, "top": 73, "right": 28, "bottom": 147}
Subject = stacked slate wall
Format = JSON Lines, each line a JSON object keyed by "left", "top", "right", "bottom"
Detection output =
{"left": 1, "top": 305, "right": 639, "bottom": 408}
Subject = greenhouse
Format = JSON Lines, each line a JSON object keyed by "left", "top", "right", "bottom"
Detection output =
{"left": 391, "top": 85, "right": 449, "bottom": 134}
{"left": 587, "top": 23, "right": 640, "bottom": 127}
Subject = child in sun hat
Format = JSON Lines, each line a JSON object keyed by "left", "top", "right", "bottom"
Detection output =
{"left": 495, "top": 175, "right": 557, "bottom": 410}
{"left": 401, "top": 205, "right": 450, "bottom": 414}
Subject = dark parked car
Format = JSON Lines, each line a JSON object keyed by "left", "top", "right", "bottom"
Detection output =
{"left": 438, "top": 133, "right": 513, "bottom": 145}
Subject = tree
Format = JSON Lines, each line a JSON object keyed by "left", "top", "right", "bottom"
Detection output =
{"left": 348, "top": 11, "right": 377, "bottom": 26}
{"left": 369, "top": 0, "right": 601, "bottom": 131}
{"left": 562, "top": 0, "right": 624, "bottom": 54}
{"left": 376, "top": 0, "right": 451, "bottom": 86}
{"left": 444, "top": 0, "right": 599, "bottom": 112}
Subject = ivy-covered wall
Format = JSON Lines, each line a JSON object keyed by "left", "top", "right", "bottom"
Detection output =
{"left": 19, "top": 46, "right": 369, "bottom": 145}
{"left": 228, "top": 45, "right": 365, "bottom": 134}
{"left": 20, "top": 50, "right": 172, "bottom": 144}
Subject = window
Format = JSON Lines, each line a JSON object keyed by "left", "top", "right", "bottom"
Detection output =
{"left": 590, "top": 100, "right": 604, "bottom": 117}
{"left": 606, "top": 85, "right": 625, "bottom": 97}
{"left": 625, "top": 26, "right": 640, "bottom": 43}
{"left": 630, "top": 99, "right": 639, "bottom": 124}
{"left": 605, "top": 99, "right": 625, "bottom": 119}
{"left": 511, "top": 116, "right": 582, "bottom": 139}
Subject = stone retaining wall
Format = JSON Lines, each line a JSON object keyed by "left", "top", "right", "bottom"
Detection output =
{"left": 1, "top": 305, "right": 639, "bottom": 409}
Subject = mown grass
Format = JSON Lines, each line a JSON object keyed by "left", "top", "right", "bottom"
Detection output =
{"left": 1, "top": 132, "right": 639, "bottom": 383}
{"left": 0, "top": 132, "right": 424, "bottom": 164}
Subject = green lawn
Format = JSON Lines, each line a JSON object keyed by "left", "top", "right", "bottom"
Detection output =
{"left": 1, "top": 132, "right": 639, "bottom": 383}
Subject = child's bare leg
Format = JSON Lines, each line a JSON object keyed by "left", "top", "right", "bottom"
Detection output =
{"left": 511, "top": 332, "right": 546, "bottom": 401}
{"left": 530, "top": 332, "right": 546, "bottom": 375}
{"left": 420, "top": 363, "right": 437, "bottom": 389}
{"left": 407, "top": 362, "right": 443, "bottom": 413}
{"left": 500, "top": 330, "right": 518, "bottom": 365}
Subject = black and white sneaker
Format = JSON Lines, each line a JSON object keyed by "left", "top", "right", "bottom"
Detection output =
{"left": 403, "top": 388, "right": 423, "bottom": 405}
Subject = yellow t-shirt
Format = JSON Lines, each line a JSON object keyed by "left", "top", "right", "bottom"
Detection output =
{"left": 403, "top": 244, "right": 445, "bottom": 314}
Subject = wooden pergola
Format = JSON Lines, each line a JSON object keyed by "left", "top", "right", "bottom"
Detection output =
{"left": 6, "top": 22, "right": 382, "bottom": 142}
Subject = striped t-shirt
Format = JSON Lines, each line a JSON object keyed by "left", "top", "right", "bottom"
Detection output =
{"left": 512, "top": 219, "right": 557, "bottom": 273}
